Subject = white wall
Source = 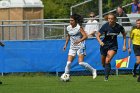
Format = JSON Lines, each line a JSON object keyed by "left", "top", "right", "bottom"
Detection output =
{"left": 0, "top": 0, "right": 43, "bottom": 8}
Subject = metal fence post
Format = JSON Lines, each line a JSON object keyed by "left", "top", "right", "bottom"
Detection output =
{"left": 26, "top": 21, "right": 30, "bottom": 40}
{"left": 63, "top": 25, "right": 66, "bottom": 38}
{"left": 99, "top": 0, "right": 103, "bottom": 28}
{"left": 41, "top": 20, "right": 45, "bottom": 39}
{"left": 2, "top": 21, "right": 4, "bottom": 40}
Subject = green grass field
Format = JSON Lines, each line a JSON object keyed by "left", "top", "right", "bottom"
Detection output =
{"left": 0, "top": 75, "right": 140, "bottom": 93}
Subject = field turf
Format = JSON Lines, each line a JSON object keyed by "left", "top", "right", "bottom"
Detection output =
{"left": 0, "top": 75, "right": 140, "bottom": 93}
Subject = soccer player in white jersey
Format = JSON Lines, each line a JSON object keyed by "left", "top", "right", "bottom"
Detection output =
{"left": 62, "top": 14, "right": 97, "bottom": 79}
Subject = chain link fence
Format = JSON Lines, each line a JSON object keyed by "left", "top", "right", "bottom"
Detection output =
{"left": 1, "top": 16, "right": 139, "bottom": 41}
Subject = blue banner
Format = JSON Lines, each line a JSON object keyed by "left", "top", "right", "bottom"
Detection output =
{"left": 0, "top": 37, "right": 135, "bottom": 73}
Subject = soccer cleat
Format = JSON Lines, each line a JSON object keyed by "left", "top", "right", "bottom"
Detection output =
{"left": 0, "top": 81, "right": 2, "bottom": 84}
{"left": 137, "top": 76, "right": 140, "bottom": 82}
{"left": 104, "top": 79, "right": 108, "bottom": 81}
{"left": 92, "top": 69, "right": 97, "bottom": 79}
{"left": 132, "top": 70, "right": 137, "bottom": 77}
{"left": 104, "top": 76, "right": 108, "bottom": 81}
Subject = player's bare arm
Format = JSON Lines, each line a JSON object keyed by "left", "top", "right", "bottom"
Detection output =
{"left": 121, "top": 31, "right": 127, "bottom": 51}
{"left": 96, "top": 32, "right": 104, "bottom": 46}
{"left": 63, "top": 34, "right": 70, "bottom": 51}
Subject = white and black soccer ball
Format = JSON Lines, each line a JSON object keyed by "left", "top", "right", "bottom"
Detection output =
{"left": 60, "top": 73, "right": 70, "bottom": 82}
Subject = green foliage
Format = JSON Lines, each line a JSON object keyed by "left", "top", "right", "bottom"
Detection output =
{"left": 103, "top": 0, "right": 132, "bottom": 14}
{"left": 42, "top": 0, "right": 83, "bottom": 18}
{"left": 42, "top": 0, "right": 132, "bottom": 18}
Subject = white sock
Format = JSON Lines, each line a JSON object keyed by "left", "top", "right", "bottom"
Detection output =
{"left": 79, "top": 62, "right": 95, "bottom": 72}
{"left": 64, "top": 61, "right": 71, "bottom": 74}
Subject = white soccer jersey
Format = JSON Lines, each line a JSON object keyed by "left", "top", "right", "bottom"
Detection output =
{"left": 67, "top": 24, "right": 85, "bottom": 50}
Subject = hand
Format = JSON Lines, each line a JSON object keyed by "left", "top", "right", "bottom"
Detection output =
{"left": 123, "top": 46, "right": 127, "bottom": 52}
{"left": 88, "top": 34, "right": 93, "bottom": 38}
{"left": 99, "top": 41, "right": 104, "bottom": 46}
{"left": 128, "top": 48, "right": 131, "bottom": 54}
{"left": 63, "top": 45, "right": 67, "bottom": 51}
{"left": 74, "top": 41, "right": 80, "bottom": 45}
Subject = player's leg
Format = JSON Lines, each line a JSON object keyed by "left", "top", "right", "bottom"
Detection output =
{"left": 101, "top": 55, "right": 106, "bottom": 68}
{"left": 132, "top": 56, "right": 140, "bottom": 77}
{"left": 100, "top": 46, "right": 107, "bottom": 68}
{"left": 104, "top": 50, "right": 116, "bottom": 81}
{"left": 64, "top": 49, "right": 75, "bottom": 74}
{"left": 136, "top": 56, "right": 140, "bottom": 82}
{"left": 132, "top": 62, "right": 139, "bottom": 77}
{"left": 77, "top": 49, "right": 97, "bottom": 79}
{"left": 132, "top": 45, "right": 140, "bottom": 77}
{"left": 78, "top": 54, "right": 95, "bottom": 72}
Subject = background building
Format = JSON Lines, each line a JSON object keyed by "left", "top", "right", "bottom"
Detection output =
{"left": 0, "top": 0, "right": 44, "bottom": 40}
{"left": 0, "top": 0, "right": 44, "bottom": 20}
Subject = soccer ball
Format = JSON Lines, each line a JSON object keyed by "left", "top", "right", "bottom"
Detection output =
{"left": 60, "top": 73, "right": 70, "bottom": 82}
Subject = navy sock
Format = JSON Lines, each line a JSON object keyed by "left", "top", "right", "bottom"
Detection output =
{"left": 133, "top": 63, "right": 139, "bottom": 74}
{"left": 105, "top": 63, "right": 111, "bottom": 79}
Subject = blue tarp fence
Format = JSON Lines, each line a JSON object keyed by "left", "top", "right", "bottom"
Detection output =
{"left": 0, "top": 37, "right": 136, "bottom": 73}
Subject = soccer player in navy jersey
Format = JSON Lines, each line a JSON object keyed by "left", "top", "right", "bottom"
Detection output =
{"left": 62, "top": 14, "right": 97, "bottom": 80}
{"left": 96, "top": 13, "right": 127, "bottom": 81}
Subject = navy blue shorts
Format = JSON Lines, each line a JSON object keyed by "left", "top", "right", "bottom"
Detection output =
{"left": 100, "top": 45, "right": 118, "bottom": 56}
{"left": 133, "top": 44, "right": 140, "bottom": 56}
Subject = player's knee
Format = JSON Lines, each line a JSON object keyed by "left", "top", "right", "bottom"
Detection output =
{"left": 106, "top": 57, "right": 111, "bottom": 62}
{"left": 79, "top": 62, "right": 84, "bottom": 65}
{"left": 105, "top": 59, "right": 111, "bottom": 64}
{"left": 136, "top": 60, "right": 140, "bottom": 64}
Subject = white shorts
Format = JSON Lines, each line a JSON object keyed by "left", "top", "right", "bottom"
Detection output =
{"left": 68, "top": 48, "right": 86, "bottom": 56}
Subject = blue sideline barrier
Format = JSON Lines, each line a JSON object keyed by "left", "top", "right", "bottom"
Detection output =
{"left": 0, "top": 37, "right": 136, "bottom": 73}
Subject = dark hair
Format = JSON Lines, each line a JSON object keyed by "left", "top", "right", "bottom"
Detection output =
{"left": 70, "top": 13, "right": 83, "bottom": 26}
{"left": 117, "top": 6, "right": 123, "bottom": 10}
{"left": 104, "top": 13, "right": 117, "bottom": 21}
{"left": 136, "top": 19, "right": 140, "bottom": 22}
{"left": 117, "top": 5, "right": 126, "bottom": 13}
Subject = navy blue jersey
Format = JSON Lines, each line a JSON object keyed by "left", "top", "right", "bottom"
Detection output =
{"left": 99, "top": 22, "right": 125, "bottom": 47}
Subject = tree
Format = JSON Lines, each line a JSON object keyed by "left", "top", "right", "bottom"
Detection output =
{"left": 42, "top": 0, "right": 83, "bottom": 18}
{"left": 42, "top": 0, "right": 132, "bottom": 18}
